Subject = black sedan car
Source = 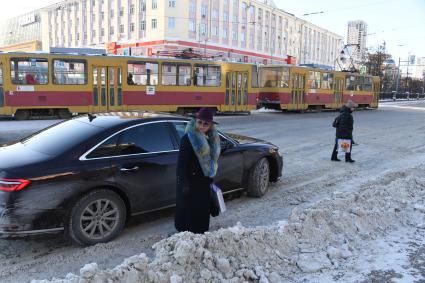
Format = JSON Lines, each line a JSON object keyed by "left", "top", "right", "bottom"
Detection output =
{"left": 0, "top": 112, "right": 282, "bottom": 245}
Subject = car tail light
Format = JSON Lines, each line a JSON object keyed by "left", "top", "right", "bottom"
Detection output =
{"left": 0, "top": 178, "right": 30, "bottom": 192}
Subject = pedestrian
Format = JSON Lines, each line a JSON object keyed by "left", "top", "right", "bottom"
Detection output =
{"left": 174, "top": 107, "right": 221, "bottom": 233}
{"left": 127, "top": 73, "right": 135, "bottom": 85}
{"left": 331, "top": 100, "right": 357, "bottom": 163}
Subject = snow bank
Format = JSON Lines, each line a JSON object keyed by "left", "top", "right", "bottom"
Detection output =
{"left": 33, "top": 166, "right": 425, "bottom": 283}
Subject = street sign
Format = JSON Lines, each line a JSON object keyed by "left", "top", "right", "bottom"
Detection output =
{"left": 359, "top": 65, "right": 367, "bottom": 74}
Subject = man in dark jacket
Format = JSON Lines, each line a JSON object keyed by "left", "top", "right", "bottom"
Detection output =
{"left": 331, "top": 100, "right": 357, "bottom": 163}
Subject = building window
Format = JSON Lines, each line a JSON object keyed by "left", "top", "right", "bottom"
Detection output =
{"left": 119, "top": 24, "right": 124, "bottom": 33}
{"left": 76, "top": 33, "right": 80, "bottom": 40}
{"left": 141, "top": 20, "right": 146, "bottom": 30}
{"left": 130, "top": 4, "right": 135, "bottom": 14}
{"left": 201, "top": 5, "right": 208, "bottom": 17}
{"left": 223, "top": 12, "right": 228, "bottom": 21}
{"left": 101, "top": 28, "right": 105, "bottom": 36}
{"left": 92, "top": 30, "right": 96, "bottom": 37}
{"left": 189, "top": 2, "right": 195, "bottom": 12}
{"left": 232, "top": 31, "right": 237, "bottom": 40}
{"left": 223, "top": 28, "right": 227, "bottom": 38}
{"left": 140, "top": 1, "right": 146, "bottom": 11}
{"left": 152, "top": 0, "right": 157, "bottom": 9}
{"left": 151, "top": 19, "right": 157, "bottom": 29}
{"left": 110, "top": 9, "right": 114, "bottom": 18}
{"left": 110, "top": 26, "right": 114, "bottom": 35}
{"left": 200, "top": 23, "right": 207, "bottom": 35}
{"left": 212, "top": 26, "right": 218, "bottom": 36}
{"left": 168, "top": 0, "right": 176, "bottom": 7}
{"left": 53, "top": 59, "right": 87, "bottom": 85}
{"left": 130, "top": 23, "right": 135, "bottom": 32}
{"left": 168, "top": 17, "right": 175, "bottom": 28}
{"left": 189, "top": 20, "right": 195, "bottom": 31}
{"left": 241, "top": 32, "right": 245, "bottom": 42}
{"left": 212, "top": 10, "right": 218, "bottom": 19}
{"left": 101, "top": 12, "right": 104, "bottom": 20}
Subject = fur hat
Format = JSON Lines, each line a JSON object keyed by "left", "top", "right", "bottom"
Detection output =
{"left": 194, "top": 107, "right": 218, "bottom": 124}
{"left": 345, "top": 100, "right": 358, "bottom": 108}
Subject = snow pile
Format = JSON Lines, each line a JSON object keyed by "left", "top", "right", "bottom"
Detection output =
{"left": 33, "top": 167, "right": 425, "bottom": 283}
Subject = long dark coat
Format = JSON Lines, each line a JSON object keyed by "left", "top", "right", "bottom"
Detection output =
{"left": 336, "top": 106, "right": 354, "bottom": 139}
{"left": 174, "top": 134, "right": 213, "bottom": 233}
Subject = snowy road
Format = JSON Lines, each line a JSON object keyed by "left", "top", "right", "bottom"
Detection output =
{"left": 1, "top": 101, "right": 425, "bottom": 282}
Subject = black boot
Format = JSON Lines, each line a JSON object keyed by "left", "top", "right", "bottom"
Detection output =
{"left": 345, "top": 153, "right": 355, "bottom": 163}
{"left": 331, "top": 150, "right": 341, "bottom": 161}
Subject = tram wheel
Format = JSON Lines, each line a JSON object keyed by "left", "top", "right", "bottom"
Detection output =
{"left": 14, "top": 110, "right": 30, "bottom": 120}
{"left": 57, "top": 109, "right": 72, "bottom": 119}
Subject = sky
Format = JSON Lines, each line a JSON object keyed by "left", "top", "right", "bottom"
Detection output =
{"left": 0, "top": 0, "right": 424, "bottom": 64}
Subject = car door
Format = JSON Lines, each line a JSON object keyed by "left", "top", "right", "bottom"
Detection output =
{"left": 170, "top": 121, "right": 244, "bottom": 192}
{"left": 110, "top": 121, "right": 179, "bottom": 212}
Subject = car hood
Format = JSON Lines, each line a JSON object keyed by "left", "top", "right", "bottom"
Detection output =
{"left": 226, "top": 133, "right": 276, "bottom": 146}
{"left": 0, "top": 142, "right": 51, "bottom": 172}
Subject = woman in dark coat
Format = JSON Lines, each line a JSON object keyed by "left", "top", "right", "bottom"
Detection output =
{"left": 331, "top": 100, "right": 357, "bottom": 163}
{"left": 175, "top": 108, "right": 221, "bottom": 233}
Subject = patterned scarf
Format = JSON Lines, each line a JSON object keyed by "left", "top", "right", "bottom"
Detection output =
{"left": 186, "top": 119, "right": 221, "bottom": 178}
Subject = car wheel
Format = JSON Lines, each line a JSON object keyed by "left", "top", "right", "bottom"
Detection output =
{"left": 247, "top": 157, "right": 270, "bottom": 197}
{"left": 67, "top": 189, "right": 126, "bottom": 246}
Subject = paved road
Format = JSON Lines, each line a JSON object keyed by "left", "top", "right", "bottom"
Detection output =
{"left": 1, "top": 101, "right": 425, "bottom": 282}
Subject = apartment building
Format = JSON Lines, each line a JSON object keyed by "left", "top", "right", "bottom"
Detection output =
{"left": 347, "top": 20, "right": 368, "bottom": 63}
{"left": 0, "top": 0, "right": 343, "bottom": 67}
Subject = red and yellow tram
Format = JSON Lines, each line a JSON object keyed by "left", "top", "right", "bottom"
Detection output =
{"left": 0, "top": 52, "right": 258, "bottom": 119}
{"left": 257, "top": 65, "right": 380, "bottom": 111}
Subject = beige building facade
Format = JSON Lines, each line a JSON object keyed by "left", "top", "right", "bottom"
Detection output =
{"left": 2, "top": 0, "right": 343, "bottom": 67}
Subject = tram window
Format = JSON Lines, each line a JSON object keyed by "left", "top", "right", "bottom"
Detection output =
{"left": 162, "top": 63, "right": 177, "bottom": 85}
{"left": 308, "top": 71, "right": 321, "bottom": 89}
{"left": 277, "top": 67, "right": 290, "bottom": 87}
{"left": 0, "top": 65, "right": 3, "bottom": 85}
{"left": 251, "top": 65, "right": 258, "bottom": 88}
{"left": 127, "top": 61, "right": 158, "bottom": 86}
{"left": 364, "top": 77, "right": 372, "bottom": 91}
{"left": 161, "top": 63, "right": 191, "bottom": 86}
{"left": 321, "top": 73, "right": 334, "bottom": 90}
{"left": 259, "top": 68, "right": 277, "bottom": 87}
{"left": 345, "top": 75, "right": 356, "bottom": 90}
{"left": 355, "top": 76, "right": 364, "bottom": 91}
{"left": 259, "top": 67, "right": 289, "bottom": 87}
{"left": 10, "top": 58, "right": 48, "bottom": 85}
{"left": 53, "top": 59, "right": 87, "bottom": 85}
{"left": 178, "top": 65, "right": 191, "bottom": 86}
{"left": 194, "top": 65, "right": 220, "bottom": 87}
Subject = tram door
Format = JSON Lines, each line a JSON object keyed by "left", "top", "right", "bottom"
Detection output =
{"left": 334, "top": 77, "right": 344, "bottom": 108}
{"left": 0, "top": 64, "right": 4, "bottom": 109}
{"left": 225, "top": 72, "right": 248, "bottom": 112}
{"left": 291, "top": 73, "right": 305, "bottom": 110}
{"left": 372, "top": 79, "right": 380, "bottom": 107}
{"left": 92, "top": 66, "right": 123, "bottom": 113}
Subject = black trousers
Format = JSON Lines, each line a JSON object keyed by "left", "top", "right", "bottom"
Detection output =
{"left": 332, "top": 138, "right": 353, "bottom": 161}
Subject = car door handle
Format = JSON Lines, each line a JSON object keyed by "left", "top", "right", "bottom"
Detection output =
{"left": 120, "top": 166, "right": 139, "bottom": 172}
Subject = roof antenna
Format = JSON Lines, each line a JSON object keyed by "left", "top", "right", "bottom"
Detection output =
{"left": 88, "top": 113, "right": 97, "bottom": 122}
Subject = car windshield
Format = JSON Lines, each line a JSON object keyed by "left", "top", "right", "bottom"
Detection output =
{"left": 21, "top": 119, "right": 104, "bottom": 156}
